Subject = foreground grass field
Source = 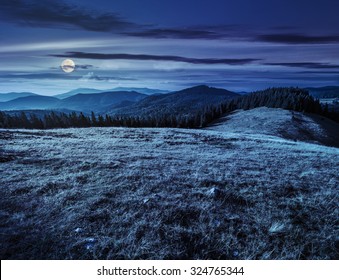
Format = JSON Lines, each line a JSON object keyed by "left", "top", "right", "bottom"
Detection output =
{"left": 0, "top": 113, "right": 338, "bottom": 259}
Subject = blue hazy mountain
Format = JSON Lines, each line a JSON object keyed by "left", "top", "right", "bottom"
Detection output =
{"left": 0, "top": 92, "right": 38, "bottom": 102}
{"left": 0, "top": 86, "right": 238, "bottom": 114}
{"left": 56, "top": 91, "right": 147, "bottom": 112}
{"left": 54, "top": 88, "right": 104, "bottom": 99}
{"left": 0, "top": 91, "right": 146, "bottom": 112}
{"left": 110, "top": 87, "right": 169, "bottom": 95}
{"left": 54, "top": 87, "right": 169, "bottom": 99}
{"left": 0, "top": 96, "right": 60, "bottom": 110}
{"left": 108, "top": 85, "right": 239, "bottom": 116}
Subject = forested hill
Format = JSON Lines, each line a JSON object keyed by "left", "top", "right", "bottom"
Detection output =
{"left": 202, "top": 87, "right": 338, "bottom": 125}
{"left": 219, "top": 87, "right": 322, "bottom": 115}
{"left": 1, "top": 87, "right": 338, "bottom": 129}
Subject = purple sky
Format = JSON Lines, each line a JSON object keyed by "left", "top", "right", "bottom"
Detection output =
{"left": 0, "top": 0, "right": 339, "bottom": 95}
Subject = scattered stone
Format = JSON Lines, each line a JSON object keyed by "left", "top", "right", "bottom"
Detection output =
{"left": 74, "top": 227, "right": 83, "bottom": 233}
{"left": 84, "top": 237, "right": 97, "bottom": 250}
{"left": 269, "top": 222, "right": 286, "bottom": 234}
{"left": 206, "top": 187, "right": 223, "bottom": 199}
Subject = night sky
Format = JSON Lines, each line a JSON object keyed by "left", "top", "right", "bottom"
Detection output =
{"left": 1, "top": 0, "right": 339, "bottom": 95}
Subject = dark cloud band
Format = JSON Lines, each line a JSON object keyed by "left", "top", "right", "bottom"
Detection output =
{"left": 265, "top": 62, "right": 339, "bottom": 69}
{"left": 257, "top": 34, "right": 339, "bottom": 44}
{"left": 125, "top": 28, "right": 225, "bottom": 39}
{"left": 0, "top": 0, "right": 133, "bottom": 32}
{"left": 50, "top": 52, "right": 260, "bottom": 65}
{"left": 2, "top": 1, "right": 339, "bottom": 45}
{"left": 75, "top": 64, "right": 94, "bottom": 70}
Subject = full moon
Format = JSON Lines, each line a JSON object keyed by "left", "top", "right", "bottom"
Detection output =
{"left": 61, "top": 59, "right": 75, "bottom": 73}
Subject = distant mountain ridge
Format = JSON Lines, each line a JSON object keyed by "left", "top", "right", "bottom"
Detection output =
{"left": 0, "top": 85, "right": 238, "bottom": 114}
{"left": 108, "top": 85, "right": 239, "bottom": 116}
{"left": 57, "top": 91, "right": 146, "bottom": 113}
{"left": 54, "top": 87, "right": 169, "bottom": 99}
{"left": 0, "top": 96, "right": 59, "bottom": 110}
{"left": 53, "top": 88, "right": 103, "bottom": 99}
{"left": 3, "top": 85, "right": 338, "bottom": 121}
{"left": 0, "top": 92, "right": 38, "bottom": 102}
{"left": 2, "top": 86, "right": 338, "bottom": 131}
{"left": 0, "top": 91, "right": 147, "bottom": 113}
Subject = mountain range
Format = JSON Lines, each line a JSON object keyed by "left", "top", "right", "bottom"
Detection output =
{"left": 0, "top": 85, "right": 238, "bottom": 114}
{"left": 53, "top": 87, "right": 169, "bottom": 99}
{"left": 1, "top": 85, "right": 338, "bottom": 115}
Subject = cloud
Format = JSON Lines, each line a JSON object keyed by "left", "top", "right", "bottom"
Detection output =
{"left": 257, "top": 34, "right": 339, "bottom": 44}
{"left": 125, "top": 24, "right": 255, "bottom": 40}
{"left": 125, "top": 28, "right": 225, "bottom": 39}
{"left": 76, "top": 64, "right": 94, "bottom": 70}
{"left": 80, "top": 72, "right": 102, "bottom": 81}
{"left": 0, "top": 1, "right": 235, "bottom": 39}
{"left": 0, "top": 2, "right": 241, "bottom": 40}
{"left": 80, "top": 72, "right": 136, "bottom": 82}
{"left": 132, "top": 28, "right": 339, "bottom": 43}
{"left": 0, "top": 0, "right": 134, "bottom": 32}
{"left": 265, "top": 62, "right": 339, "bottom": 69}
{"left": 2, "top": 1, "right": 338, "bottom": 46}
{"left": 0, "top": 71, "right": 136, "bottom": 82}
{"left": 0, "top": 73, "right": 81, "bottom": 80}
{"left": 50, "top": 52, "right": 260, "bottom": 65}
{"left": 62, "top": 65, "right": 75, "bottom": 71}
{"left": 297, "top": 71, "right": 339, "bottom": 74}
{"left": 50, "top": 64, "right": 94, "bottom": 70}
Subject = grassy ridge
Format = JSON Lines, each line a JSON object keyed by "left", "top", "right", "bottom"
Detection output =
{"left": 0, "top": 126, "right": 338, "bottom": 259}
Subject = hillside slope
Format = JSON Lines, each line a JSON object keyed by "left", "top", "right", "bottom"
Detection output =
{"left": 207, "top": 107, "right": 339, "bottom": 147}
{"left": 0, "top": 125, "right": 338, "bottom": 259}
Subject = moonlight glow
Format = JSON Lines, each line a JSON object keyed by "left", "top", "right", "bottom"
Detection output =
{"left": 61, "top": 59, "right": 75, "bottom": 73}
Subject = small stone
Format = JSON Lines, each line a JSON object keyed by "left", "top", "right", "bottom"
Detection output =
{"left": 85, "top": 237, "right": 96, "bottom": 242}
{"left": 85, "top": 244, "right": 93, "bottom": 250}
{"left": 74, "top": 227, "right": 83, "bottom": 233}
{"left": 233, "top": 250, "right": 239, "bottom": 257}
{"left": 269, "top": 222, "right": 286, "bottom": 234}
{"left": 207, "top": 187, "right": 222, "bottom": 198}
{"left": 84, "top": 237, "right": 97, "bottom": 250}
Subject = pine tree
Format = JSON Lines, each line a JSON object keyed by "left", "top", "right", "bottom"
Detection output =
{"left": 91, "top": 112, "right": 97, "bottom": 126}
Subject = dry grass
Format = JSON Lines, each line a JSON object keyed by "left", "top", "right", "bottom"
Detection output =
{"left": 0, "top": 126, "right": 338, "bottom": 259}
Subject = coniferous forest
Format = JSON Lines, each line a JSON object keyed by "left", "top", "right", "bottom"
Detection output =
{"left": 0, "top": 87, "right": 338, "bottom": 129}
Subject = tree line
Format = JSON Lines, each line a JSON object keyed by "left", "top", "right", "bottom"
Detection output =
{"left": 0, "top": 87, "right": 338, "bottom": 129}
